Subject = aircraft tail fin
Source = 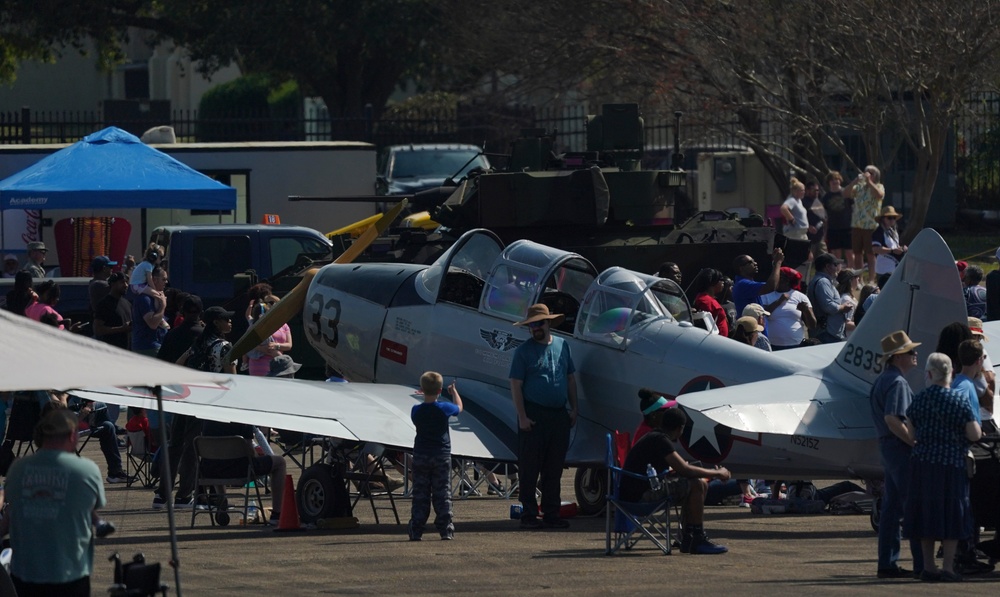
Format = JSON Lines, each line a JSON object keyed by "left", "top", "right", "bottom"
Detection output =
{"left": 832, "top": 228, "right": 966, "bottom": 391}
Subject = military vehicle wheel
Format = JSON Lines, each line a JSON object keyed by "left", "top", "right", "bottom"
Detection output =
{"left": 297, "top": 464, "right": 341, "bottom": 524}
{"left": 574, "top": 466, "right": 607, "bottom": 515}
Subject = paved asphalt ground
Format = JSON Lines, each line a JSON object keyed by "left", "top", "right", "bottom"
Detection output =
{"left": 83, "top": 442, "right": 998, "bottom": 596}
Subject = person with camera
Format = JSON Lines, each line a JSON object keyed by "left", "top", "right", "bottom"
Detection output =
{"left": 843, "top": 165, "right": 886, "bottom": 282}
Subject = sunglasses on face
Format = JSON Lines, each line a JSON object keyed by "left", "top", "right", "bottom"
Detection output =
{"left": 528, "top": 320, "right": 547, "bottom": 329}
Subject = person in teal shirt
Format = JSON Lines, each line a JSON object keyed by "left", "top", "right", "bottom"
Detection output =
{"left": 951, "top": 339, "right": 986, "bottom": 425}
{"left": 5, "top": 409, "right": 106, "bottom": 597}
{"left": 510, "top": 304, "right": 577, "bottom": 530}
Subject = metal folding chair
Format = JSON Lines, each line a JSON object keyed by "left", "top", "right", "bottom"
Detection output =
{"left": 341, "top": 443, "right": 401, "bottom": 524}
{"left": 191, "top": 436, "right": 264, "bottom": 527}
{"left": 604, "top": 432, "right": 675, "bottom": 556}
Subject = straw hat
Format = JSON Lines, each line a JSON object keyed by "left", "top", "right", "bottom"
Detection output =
{"left": 513, "top": 303, "right": 565, "bottom": 328}
{"left": 968, "top": 317, "right": 988, "bottom": 341}
{"left": 879, "top": 330, "right": 921, "bottom": 360}
{"left": 878, "top": 205, "right": 902, "bottom": 220}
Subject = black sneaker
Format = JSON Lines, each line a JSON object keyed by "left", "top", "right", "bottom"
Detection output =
{"left": 407, "top": 521, "right": 422, "bottom": 541}
{"left": 686, "top": 535, "right": 728, "bottom": 555}
{"left": 520, "top": 517, "right": 543, "bottom": 530}
{"left": 876, "top": 566, "right": 911, "bottom": 579}
{"left": 152, "top": 495, "right": 166, "bottom": 510}
{"left": 542, "top": 518, "right": 570, "bottom": 529}
{"left": 441, "top": 529, "right": 454, "bottom": 540}
{"left": 95, "top": 520, "right": 116, "bottom": 538}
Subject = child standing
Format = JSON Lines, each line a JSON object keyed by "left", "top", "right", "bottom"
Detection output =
{"left": 408, "top": 371, "right": 462, "bottom": 541}
{"left": 129, "top": 245, "right": 168, "bottom": 328}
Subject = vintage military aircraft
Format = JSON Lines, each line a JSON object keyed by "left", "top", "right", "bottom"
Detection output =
{"left": 76, "top": 224, "right": 982, "bottom": 517}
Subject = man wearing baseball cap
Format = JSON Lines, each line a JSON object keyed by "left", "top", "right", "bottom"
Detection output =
{"left": 89, "top": 255, "right": 118, "bottom": 312}
{"left": 509, "top": 304, "right": 577, "bottom": 530}
{"left": 869, "top": 330, "right": 923, "bottom": 579}
{"left": 22, "top": 241, "right": 46, "bottom": 278}
{"left": 742, "top": 303, "right": 772, "bottom": 351}
{"left": 2, "top": 254, "right": 18, "bottom": 278}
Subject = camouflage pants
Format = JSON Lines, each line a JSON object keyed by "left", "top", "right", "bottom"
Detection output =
{"left": 408, "top": 453, "right": 453, "bottom": 536}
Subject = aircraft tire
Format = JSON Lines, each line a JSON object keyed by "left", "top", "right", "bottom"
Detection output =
{"left": 574, "top": 466, "right": 608, "bottom": 516}
{"left": 297, "top": 464, "right": 341, "bottom": 524}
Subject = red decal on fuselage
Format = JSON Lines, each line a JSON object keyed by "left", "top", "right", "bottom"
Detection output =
{"left": 379, "top": 338, "right": 408, "bottom": 364}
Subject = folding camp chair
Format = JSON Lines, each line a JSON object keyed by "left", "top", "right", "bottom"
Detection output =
{"left": 451, "top": 458, "right": 516, "bottom": 498}
{"left": 125, "top": 430, "right": 156, "bottom": 488}
{"left": 191, "top": 436, "right": 264, "bottom": 527}
{"left": 604, "top": 432, "right": 675, "bottom": 555}
{"left": 5, "top": 392, "right": 42, "bottom": 458}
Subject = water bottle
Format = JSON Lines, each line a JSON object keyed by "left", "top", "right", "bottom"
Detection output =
{"left": 646, "top": 464, "right": 661, "bottom": 491}
{"left": 247, "top": 503, "right": 259, "bottom": 524}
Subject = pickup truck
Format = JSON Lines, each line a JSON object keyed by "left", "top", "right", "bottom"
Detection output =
{"left": 1, "top": 224, "right": 333, "bottom": 376}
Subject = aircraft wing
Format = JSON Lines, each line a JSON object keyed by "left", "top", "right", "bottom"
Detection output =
{"left": 677, "top": 373, "right": 874, "bottom": 441}
{"left": 71, "top": 376, "right": 515, "bottom": 461}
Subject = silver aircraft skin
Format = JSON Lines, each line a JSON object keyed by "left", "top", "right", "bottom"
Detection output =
{"left": 298, "top": 226, "right": 978, "bottom": 481}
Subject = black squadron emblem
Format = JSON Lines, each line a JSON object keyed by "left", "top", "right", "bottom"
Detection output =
{"left": 480, "top": 329, "right": 523, "bottom": 352}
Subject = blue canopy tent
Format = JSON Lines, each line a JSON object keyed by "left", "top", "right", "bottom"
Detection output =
{"left": 0, "top": 126, "right": 236, "bottom": 210}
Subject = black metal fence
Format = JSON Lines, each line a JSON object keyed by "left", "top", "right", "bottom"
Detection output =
{"left": 0, "top": 104, "right": 753, "bottom": 157}
{"left": 956, "top": 95, "right": 1000, "bottom": 209}
{"left": 5, "top": 100, "right": 999, "bottom": 208}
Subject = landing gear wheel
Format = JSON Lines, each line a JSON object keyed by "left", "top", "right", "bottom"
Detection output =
{"left": 297, "top": 464, "right": 342, "bottom": 524}
{"left": 215, "top": 511, "right": 230, "bottom": 526}
{"left": 870, "top": 496, "right": 881, "bottom": 533}
{"left": 574, "top": 466, "right": 607, "bottom": 516}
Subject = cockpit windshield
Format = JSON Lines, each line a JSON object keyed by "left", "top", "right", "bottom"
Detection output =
{"left": 578, "top": 268, "right": 691, "bottom": 342}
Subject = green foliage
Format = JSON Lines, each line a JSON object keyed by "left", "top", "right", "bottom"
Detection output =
{"left": 197, "top": 75, "right": 302, "bottom": 141}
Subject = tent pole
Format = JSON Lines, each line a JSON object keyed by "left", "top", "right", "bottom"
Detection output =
{"left": 154, "top": 384, "right": 184, "bottom": 597}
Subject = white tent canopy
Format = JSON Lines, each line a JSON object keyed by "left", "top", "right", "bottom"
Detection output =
{"left": 0, "top": 308, "right": 225, "bottom": 392}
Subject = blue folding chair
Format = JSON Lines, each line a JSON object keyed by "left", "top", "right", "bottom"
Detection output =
{"left": 604, "top": 432, "right": 675, "bottom": 555}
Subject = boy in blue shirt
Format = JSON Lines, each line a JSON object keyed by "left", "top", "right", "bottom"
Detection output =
{"left": 408, "top": 371, "right": 462, "bottom": 541}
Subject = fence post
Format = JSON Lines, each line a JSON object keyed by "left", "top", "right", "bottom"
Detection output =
{"left": 20, "top": 107, "right": 30, "bottom": 144}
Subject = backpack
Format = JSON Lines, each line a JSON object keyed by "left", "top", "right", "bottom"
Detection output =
{"left": 185, "top": 338, "right": 223, "bottom": 372}
{"left": 786, "top": 481, "right": 817, "bottom": 500}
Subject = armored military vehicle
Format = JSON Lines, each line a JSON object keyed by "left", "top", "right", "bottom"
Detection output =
{"left": 345, "top": 104, "right": 786, "bottom": 285}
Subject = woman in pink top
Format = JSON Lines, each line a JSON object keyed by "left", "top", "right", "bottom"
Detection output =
{"left": 24, "top": 280, "right": 68, "bottom": 329}
{"left": 245, "top": 295, "right": 293, "bottom": 376}
{"left": 689, "top": 268, "right": 729, "bottom": 337}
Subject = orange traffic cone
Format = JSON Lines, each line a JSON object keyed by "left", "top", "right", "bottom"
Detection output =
{"left": 274, "top": 474, "right": 305, "bottom": 532}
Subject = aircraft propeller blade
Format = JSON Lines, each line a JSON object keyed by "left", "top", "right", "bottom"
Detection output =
{"left": 226, "top": 199, "right": 408, "bottom": 363}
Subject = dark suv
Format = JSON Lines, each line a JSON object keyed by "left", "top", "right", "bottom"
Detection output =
{"left": 376, "top": 143, "right": 491, "bottom": 195}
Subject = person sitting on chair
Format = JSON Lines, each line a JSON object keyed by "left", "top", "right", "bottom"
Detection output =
{"left": 199, "top": 420, "right": 287, "bottom": 525}
{"left": 619, "top": 407, "right": 731, "bottom": 555}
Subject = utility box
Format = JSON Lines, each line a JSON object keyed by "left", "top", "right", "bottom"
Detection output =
{"left": 696, "top": 150, "right": 779, "bottom": 216}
